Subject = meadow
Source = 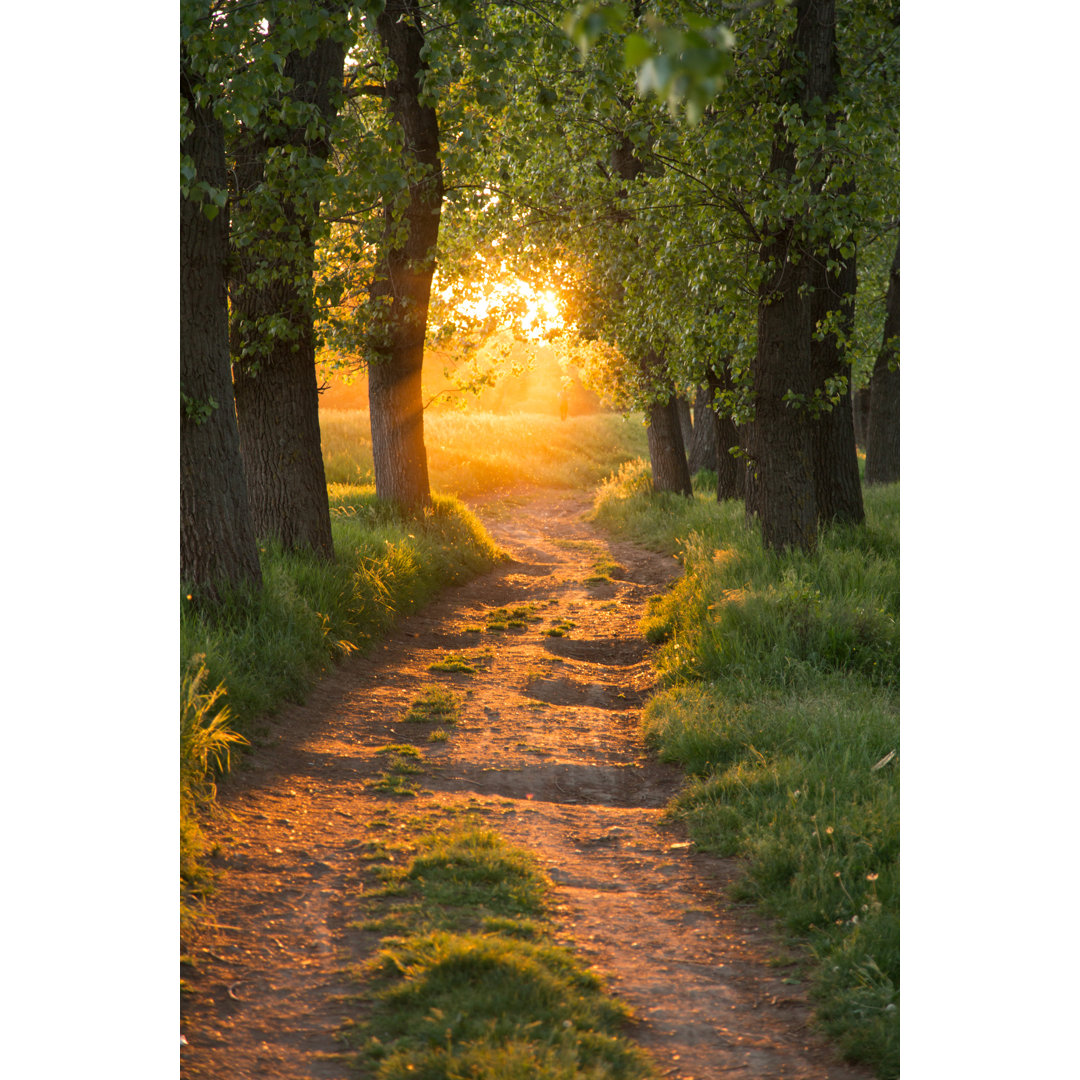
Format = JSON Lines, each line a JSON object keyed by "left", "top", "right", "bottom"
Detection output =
{"left": 320, "top": 408, "right": 649, "bottom": 496}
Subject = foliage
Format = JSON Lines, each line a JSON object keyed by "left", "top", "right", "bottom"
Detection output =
{"left": 180, "top": 659, "right": 248, "bottom": 923}
{"left": 594, "top": 469, "right": 899, "bottom": 1077}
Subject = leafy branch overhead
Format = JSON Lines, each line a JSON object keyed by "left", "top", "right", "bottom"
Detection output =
{"left": 564, "top": 1, "right": 735, "bottom": 123}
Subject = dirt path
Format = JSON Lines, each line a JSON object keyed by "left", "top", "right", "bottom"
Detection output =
{"left": 181, "top": 488, "right": 872, "bottom": 1080}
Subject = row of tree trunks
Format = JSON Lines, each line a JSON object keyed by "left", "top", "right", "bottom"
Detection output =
{"left": 367, "top": 0, "right": 443, "bottom": 509}
{"left": 865, "top": 242, "right": 900, "bottom": 483}
{"left": 229, "top": 29, "right": 344, "bottom": 560}
{"left": 180, "top": 55, "right": 262, "bottom": 597}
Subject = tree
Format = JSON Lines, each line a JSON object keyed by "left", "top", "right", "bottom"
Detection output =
{"left": 808, "top": 230, "right": 864, "bottom": 525}
{"left": 707, "top": 363, "right": 744, "bottom": 501}
{"left": 229, "top": 6, "right": 347, "bottom": 558}
{"left": 865, "top": 241, "right": 899, "bottom": 484}
{"left": 686, "top": 384, "right": 719, "bottom": 476}
{"left": 180, "top": 7, "right": 262, "bottom": 598}
{"left": 364, "top": 0, "right": 444, "bottom": 509}
{"left": 744, "top": 0, "right": 842, "bottom": 551}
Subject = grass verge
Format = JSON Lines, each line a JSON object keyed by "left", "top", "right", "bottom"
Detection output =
{"left": 180, "top": 492, "right": 504, "bottom": 919}
{"left": 593, "top": 461, "right": 900, "bottom": 1079}
{"left": 341, "top": 825, "right": 656, "bottom": 1079}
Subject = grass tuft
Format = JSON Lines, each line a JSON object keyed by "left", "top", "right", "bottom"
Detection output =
{"left": 404, "top": 687, "right": 462, "bottom": 725}
{"left": 343, "top": 827, "right": 655, "bottom": 1079}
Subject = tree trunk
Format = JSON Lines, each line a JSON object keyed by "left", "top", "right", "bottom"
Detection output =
{"left": 746, "top": 0, "right": 838, "bottom": 552}
{"left": 180, "top": 57, "right": 261, "bottom": 597}
{"left": 747, "top": 233, "right": 817, "bottom": 549}
{"left": 639, "top": 352, "right": 692, "bottom": 495}
{"left": 808, "top": 237, "right": 864, "bottom": 525}
{"left": 367, "top": 0, "right": 443, "bottom": 509}
{"left": 687, "top": 385, "right": 719, "bottom": 476}
{"left": 853, "top": 384, "right": 871, "bottom": 449}
{"left": 675, "top": 396, "right": 694, "bottom": 452}
{"left": 865, "top": 242, "right": 900, "bottom": 484}
{"left": 647, "top": 398, "right": 693, "bottom": 495}
{"left": 707, "top": 366, "right": 744, "bottom": 501}
{"left": 230, "top": 31, "right": 342, "bottom": 558}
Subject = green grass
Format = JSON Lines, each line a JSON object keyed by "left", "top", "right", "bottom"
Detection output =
{"left": 321, "top": 410, "right": 649, "bottom": 496}
{"left": 342, "top": 827, "right": 655, "bottom": 1079}
{"left": 480, "top": 604, "right": 543, "bottom": 632}
{"left": 180, "top": 660, "right": 248, "bottom": 928}
{"left": 593, "top": 466, "right": 900, "bottom": 1079}
{"left": 371, "top": 745, "right": 427, "bottom": 797}
{"left": 404, "top": 687, "right": 463, "bottom": 725}
{"left": 428, "top": 650, "right": 494, "bottom": 675}
{"left": 584, "top": 553, "right": 626, "bottom": 585}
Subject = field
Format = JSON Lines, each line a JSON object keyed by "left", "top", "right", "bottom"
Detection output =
{"left": 320, "top": 408, "right": 649, "bottom": 496}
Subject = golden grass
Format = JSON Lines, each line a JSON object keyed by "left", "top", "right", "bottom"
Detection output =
{"left": 320, "top": 409, "right": 648, "bottom": 497}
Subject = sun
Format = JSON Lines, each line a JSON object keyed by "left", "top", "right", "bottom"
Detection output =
{"left": 439, "top": 271, "right": 566, "bottom": 342}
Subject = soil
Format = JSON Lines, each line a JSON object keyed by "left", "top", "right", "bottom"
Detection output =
{"left": 180, "top": 488, "right": 873, "bottom": 1080}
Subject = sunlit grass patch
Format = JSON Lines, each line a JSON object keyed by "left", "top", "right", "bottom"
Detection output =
{"left": 428, "top": 650, "right": 494, "bottom": 675}
{"left": 404, "top": 687, "right": 462, "bottom": 725}
{"left": 182, "top": 493, "right": 504, "bottom": 735}
{"left": 371, "top": 745, "right": 427, "bottom": 797}
{"left": 541, "top": 619, "right": 576, "bottom": 638}
{"left": 484, "top": 604, "right": 542, "bottom": 631}
{"left": 584, "top": 553, "right": 626, "bottom": 585}
{"left": 180, "top": 659, "right": 247, "bottom": 927}
{"left": 342, "top": 828, "right": 655, "bottom": 1079}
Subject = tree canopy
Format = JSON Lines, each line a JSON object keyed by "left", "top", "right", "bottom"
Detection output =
{"left": 181, "top": 0, "right": 900, "bottom": 591}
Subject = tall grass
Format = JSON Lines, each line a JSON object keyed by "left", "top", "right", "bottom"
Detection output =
{"left": 321, "top": 410, "right": 649, "bottom": 495}
{"left": 180, "top": 660, "right": 248, "bottom": 927}
{"left": 593, "top": 467, "right": 901, "bottom": 1078}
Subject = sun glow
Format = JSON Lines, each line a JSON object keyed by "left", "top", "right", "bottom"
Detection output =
{"left": 440, "top": 272, "right": 566, "bottom": 342}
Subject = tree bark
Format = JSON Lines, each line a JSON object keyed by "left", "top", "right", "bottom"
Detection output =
{"left": 746, "top": 0, "right": 839, "bottom": 552}
{"left": 865, "top": 241, "right": 900, "bottom": 484}
{"left": 808, "top": 238, "right": 865, "bottom": 525}
{"left": 707, "top": 366, "right": 744, "bottom": 501}
{"left": 367, "top": 0, "right": 443, "bottom": 509}
{"left": 852, "top": 384, "right": 871, "bottom": 449}
{"left": 638, "top": 351, "right": 692, "bottom": 494}
{"left": 687, "top": 385, "right": 720, "bottom": 476}
{"left": 230, "top": 30, "right": 342, "bottom": 558}
{"left": 647, "top": 397, "right": 693, "bottom": 495}
{"left": 675, "top": 396, "right": 694, "bottom": 452}
{"left": 180, "top": 57, "right": 262, "bottom": 597}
